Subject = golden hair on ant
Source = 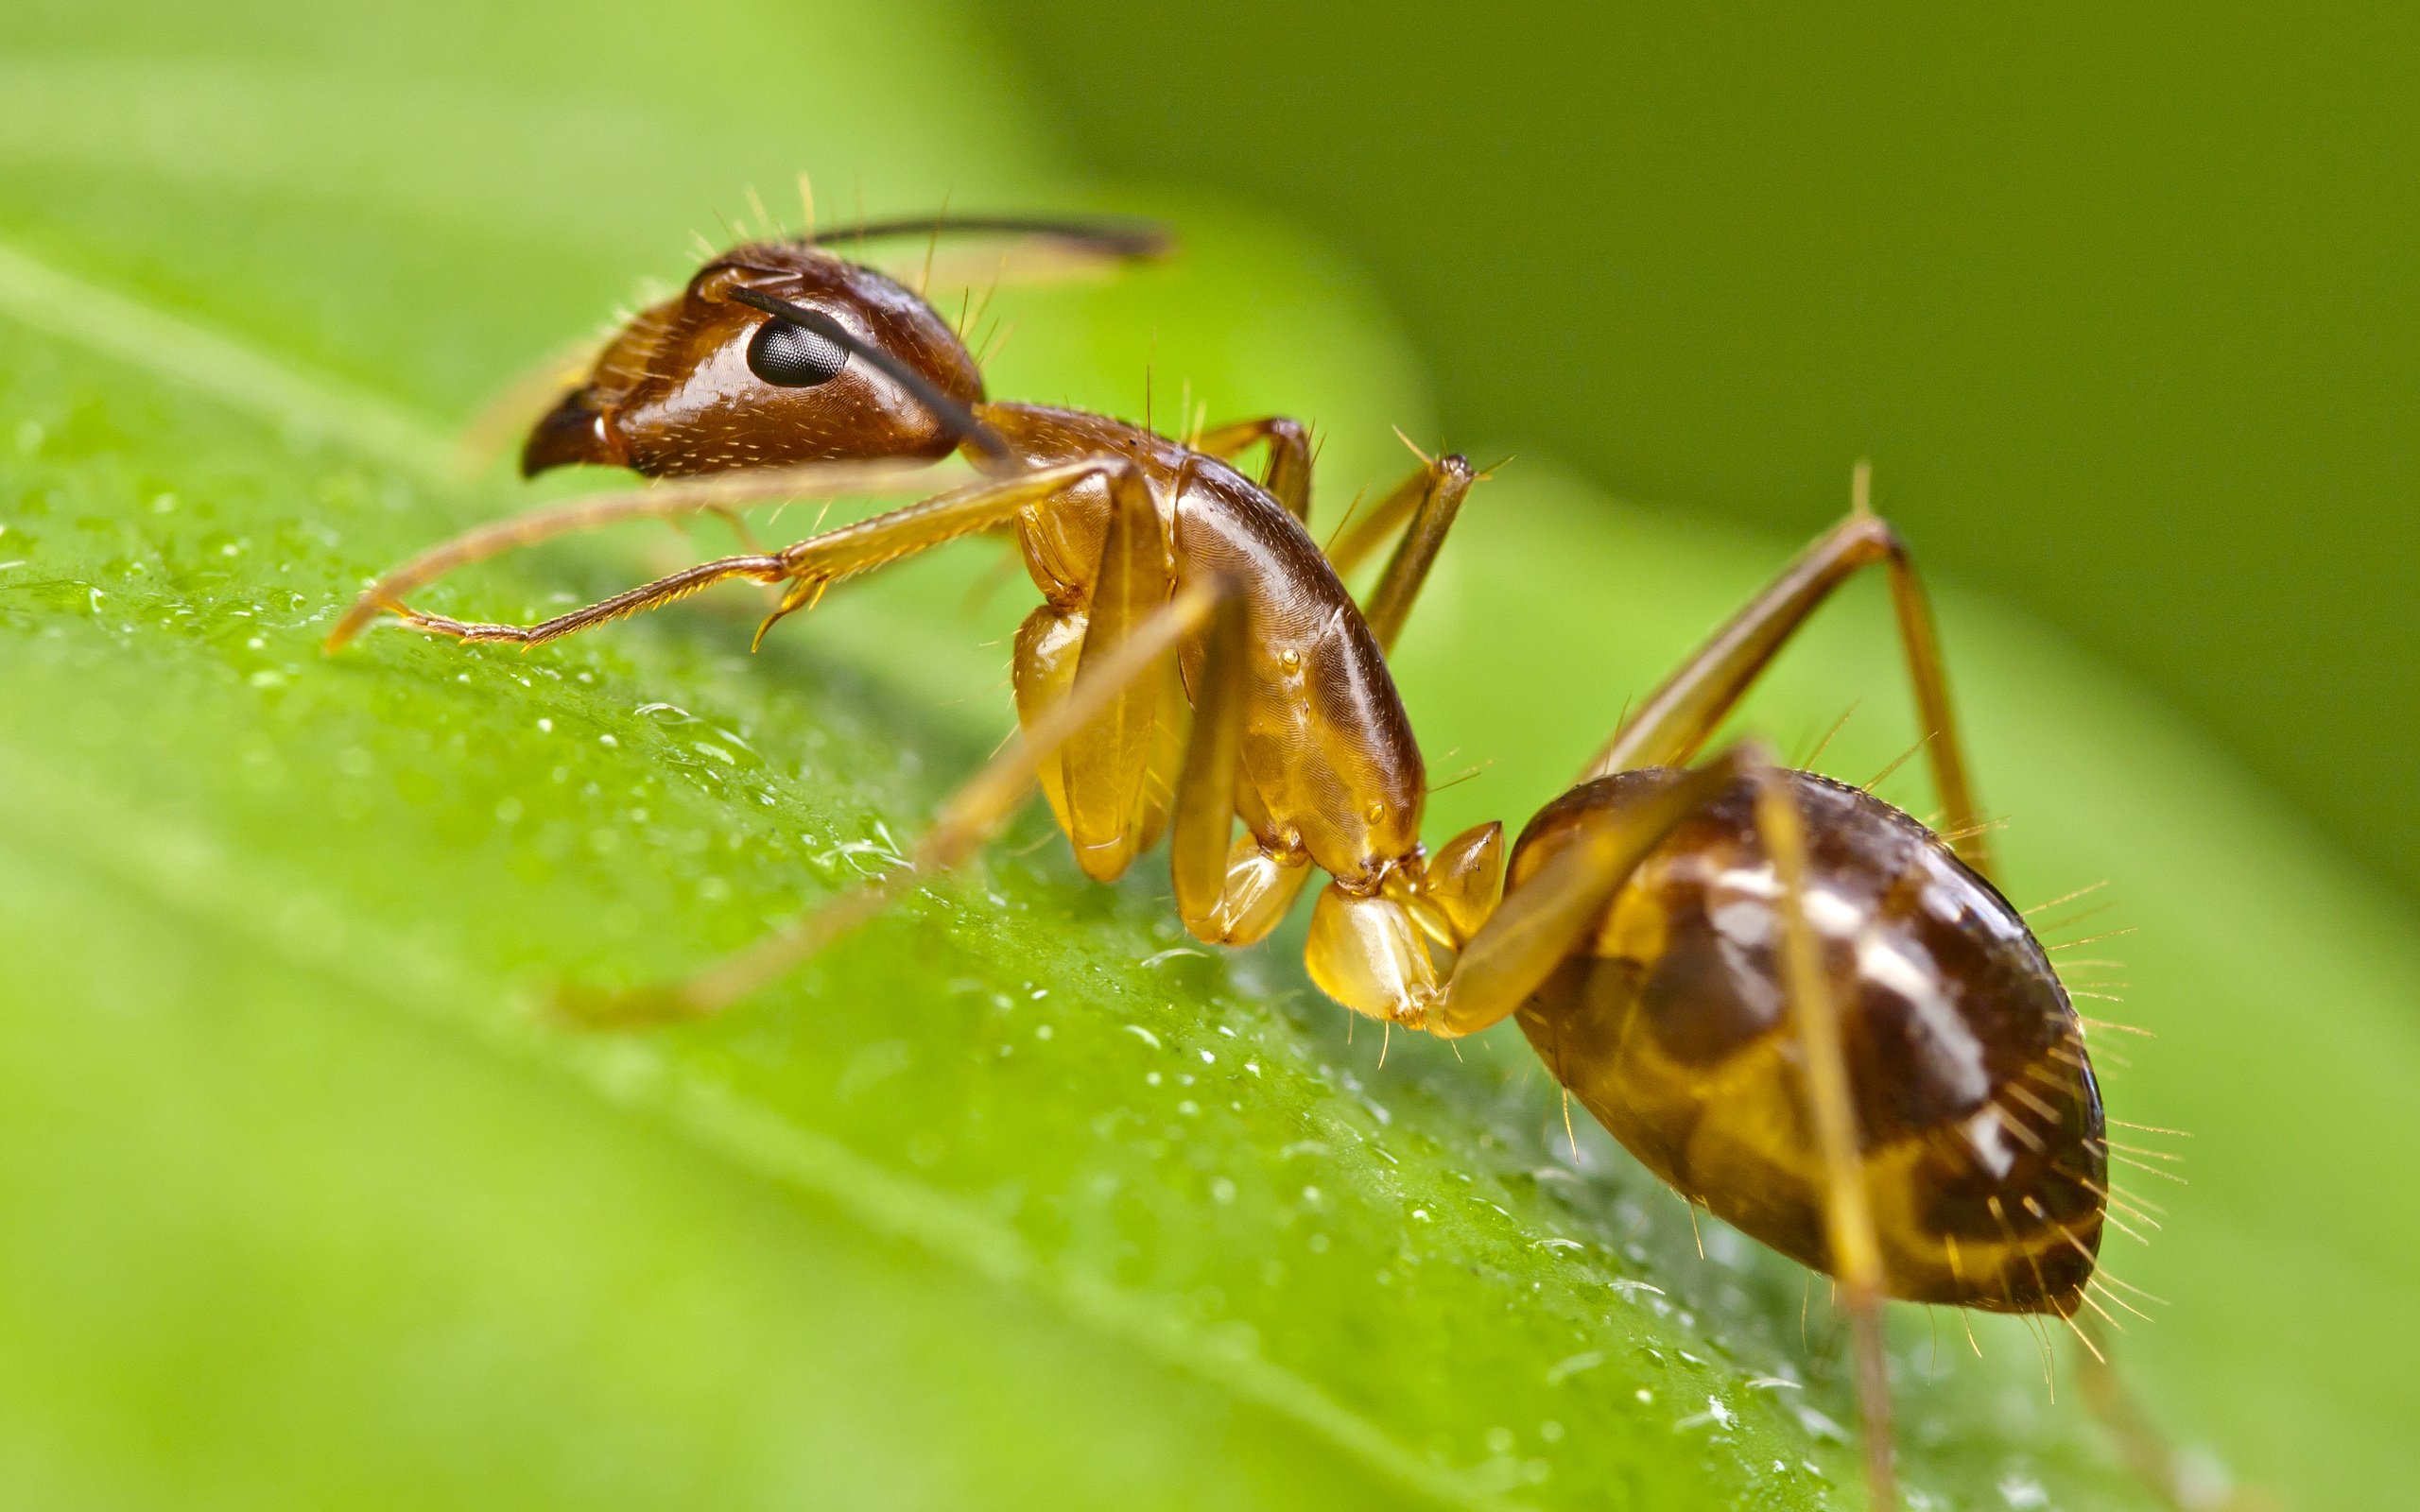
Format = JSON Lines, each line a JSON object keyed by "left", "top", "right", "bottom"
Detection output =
{"left": 330, "top": 211, "right": 2183, "bottom": 1508}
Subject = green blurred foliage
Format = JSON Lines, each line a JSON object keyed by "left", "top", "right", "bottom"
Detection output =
{"left": 0, "top": 3, "right": 2415, "bottom": 1511}
{"left": 990, "top": 0, "right": 2420, "bottom": 906}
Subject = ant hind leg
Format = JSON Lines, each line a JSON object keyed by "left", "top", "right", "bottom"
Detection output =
{"left": 1583, "top": 495, "right": 1996, "bottom": 878}
{"left": 1751, "top": 761, "right": 1900, "bottom": 1512}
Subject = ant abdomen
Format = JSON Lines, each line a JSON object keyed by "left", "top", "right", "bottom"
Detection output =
{"left": 1511, "top": 767, "right": 2107, "bottom": 1315}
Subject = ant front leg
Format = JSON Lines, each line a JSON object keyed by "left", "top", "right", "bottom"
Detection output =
{"left": 323, "top": 460, "right": 956, "bottom": 651}
{"left": 327, "top": 462, "right": 1108, "bottom": 656}
{"left": 1023, "top": 457, "right": 1191, "bottom": 883}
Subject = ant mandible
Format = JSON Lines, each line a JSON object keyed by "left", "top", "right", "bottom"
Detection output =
{"left": 329, "top": 213, "right": 2125, "bottom": 1509}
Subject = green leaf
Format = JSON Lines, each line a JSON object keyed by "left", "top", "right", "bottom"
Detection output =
{"left": 2, "top": 6, "right": 2413, "bottom": 1511}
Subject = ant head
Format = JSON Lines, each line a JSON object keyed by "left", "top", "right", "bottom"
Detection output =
{"left": 524, "top": 242, "right": 989, "bottom": 477}
{"left": 522, "top": 215, "right": 1171, "bottom": 479}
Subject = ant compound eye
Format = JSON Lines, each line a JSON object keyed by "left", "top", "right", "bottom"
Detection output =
{"left": 745, "top": 318, "right": 849, "bottom": 387}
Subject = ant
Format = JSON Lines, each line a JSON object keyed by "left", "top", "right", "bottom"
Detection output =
{"left": 329, "top": 212, "right": 2196, "bottom": 1510}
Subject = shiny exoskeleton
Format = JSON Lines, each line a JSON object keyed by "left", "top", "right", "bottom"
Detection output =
{"left": 331, "top": 213, "right": 2132, "bottom": 1507}
{"left": 1513, "top": 768, "right": 2104, "bottom": 1315}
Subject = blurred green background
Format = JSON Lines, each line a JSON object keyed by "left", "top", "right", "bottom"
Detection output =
{"left": 2, "top": 2, "right": 2417, "bottom": 1511}
{"left": 994, "top": 0, "right": 2420, "bottom": 907}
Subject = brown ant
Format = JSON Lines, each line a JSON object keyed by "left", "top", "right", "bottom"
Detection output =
{"left": 328, "top": 213, "right": 2187, "bottom": 1509}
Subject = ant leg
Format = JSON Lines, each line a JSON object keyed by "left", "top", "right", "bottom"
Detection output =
{"left": 1322, "top": 454, "right": 1447, "bottom": 575}
{"left": 1192, "top": 420, "right": 1478, "bottom": 651}
{"left": 1752, "top": 761, "right": 1899, "bottom": 1512}
{"left": 1582, "top": 504, "right": 1995, "bottom": 878}
{"left": 1194, "top": 417, "right": 1315, "bottom": 524}
{"left": 562, "top": 577, "right": 1236, "bottom": 1025}
{"left": 1355, "top": 453, "right": 1476, "bottom": 654}
{"left": 1317, "top": 452, "right": 1479, "bottom": 653}
{"left": 324, "top": 459, "right": 956, "bottom": 649}
{"left": 333, "top": 460, "right": 1117, "bottom": 655}
{"left": 1046, "top": 459, "right": 1190, "bottom": 882}
{"left": 1164, "top": 579, "right": 1317, "bottom": 945}
{"left": 378, "top": 552, "right": 791, "bottom": 648}
{"left": 1413, "top": 746, "right": 1759, "bottom": 1037}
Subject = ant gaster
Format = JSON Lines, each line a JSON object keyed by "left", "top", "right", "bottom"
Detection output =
{"left": 330, "top": 214, "right": 2126, "bottom": 1509}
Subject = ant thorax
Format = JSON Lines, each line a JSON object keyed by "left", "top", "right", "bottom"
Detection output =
{"left": 977, "top": 402, "right": 1429, "bottom": 887}
{"left": 1509, "top": 767, "right": 2107, "bottom": 1315}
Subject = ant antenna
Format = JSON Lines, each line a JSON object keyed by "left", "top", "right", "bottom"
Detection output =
{"left": 728, "top": 286, "right": 1015, "bottom": 465}
{"left": 804, "top": 213, "right": 1173, "bottom": 262}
